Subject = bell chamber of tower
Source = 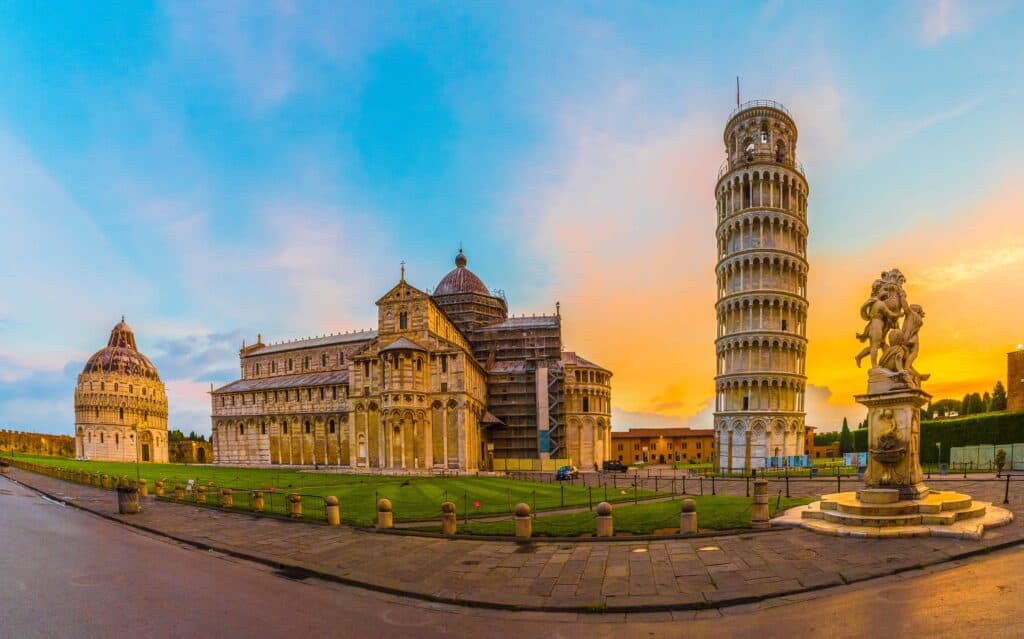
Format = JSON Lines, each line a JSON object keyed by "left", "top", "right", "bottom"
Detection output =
{"left": 713, "top": 100, "right": 809, "bottom": 473}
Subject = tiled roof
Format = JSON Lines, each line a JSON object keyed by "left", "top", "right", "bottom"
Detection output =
{"left": 480, "top": 316, "right": 560, "bottom": 331}
{"left": 562, "top": 351, "right": 607, "bottom": 371}
{"left": 246, "top": 330, "right": 377, "bottom": 356}
{"left": 611, "top": 428, "right": 713, "bottom": 439}
{"left": 379, "top": 337, "right": 426, "bottom": 353}
{"left": 482, "top": 411, "right": 505, "bottom": 425}
{"left": 213, "top": 371, "right": 350, "bottom": 394}
{"left": 82, "top": 319, "right": 161, "bottom": 381}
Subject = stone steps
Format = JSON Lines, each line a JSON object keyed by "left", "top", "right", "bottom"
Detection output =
{"left": 801, "top": 490, "right": 987, "bottom": 529}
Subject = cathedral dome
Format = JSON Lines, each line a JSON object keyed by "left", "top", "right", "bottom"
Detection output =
{"left": 434, "top": 249, "right": 490, "bottom": 296}
{"left": 82, "top": 318, "right": 161, "bottom": 380}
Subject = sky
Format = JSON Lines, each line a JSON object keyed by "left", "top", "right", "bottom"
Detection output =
{"left": 1, "top": 1, "right": 1023, "bottom": 437}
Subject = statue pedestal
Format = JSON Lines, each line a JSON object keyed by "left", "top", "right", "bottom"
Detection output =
{"left": 855, "top": 386, "right": 930, "bottom": 501}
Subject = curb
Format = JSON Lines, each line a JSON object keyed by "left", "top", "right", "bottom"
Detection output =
{"left": 7, "top": 472, "right": 1024, "bottom": 614}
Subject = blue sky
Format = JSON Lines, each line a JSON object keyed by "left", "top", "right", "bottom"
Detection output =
{"left": 2, "top": 1, "right": 1023, "bottom": 436}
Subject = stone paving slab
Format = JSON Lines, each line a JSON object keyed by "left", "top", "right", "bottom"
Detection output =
{"left": 7, "top": 468, "right": 1024, "bottom": 612}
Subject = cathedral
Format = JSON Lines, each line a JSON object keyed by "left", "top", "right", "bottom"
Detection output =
{"left": 210, "top": 250, "right": 612, "bottom": 471}
{"left": 74, "top": 318, "right": 170, "bottom": 463}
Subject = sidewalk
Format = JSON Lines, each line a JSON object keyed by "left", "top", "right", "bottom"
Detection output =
{"left": 7, "top": 467, "right": 1024, "bottom": 612}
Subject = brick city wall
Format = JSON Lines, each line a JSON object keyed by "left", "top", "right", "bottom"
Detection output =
{"left": 0, "top": 429, "right": 75, "bottom": 458}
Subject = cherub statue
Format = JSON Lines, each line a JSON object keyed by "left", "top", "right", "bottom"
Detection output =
{"left": 877, "top": 328, "right": 908, "bottom": 373}
{"left": 855, "top": 281, "right": 904, "bottom": 368}
{"left": 901, "top": 303, "right": 930, "bottom": 382}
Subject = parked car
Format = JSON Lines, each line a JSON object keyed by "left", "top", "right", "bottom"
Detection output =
{"left": 602, "top": 460, "right": 628, "bottom": 472}
{"left": 555, "top": 465, "right": 579, "bottom": 480}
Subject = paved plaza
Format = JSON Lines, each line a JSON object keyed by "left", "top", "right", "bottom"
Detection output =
{"left": 7, "top": 467, "right": 1024, "bottom": 612}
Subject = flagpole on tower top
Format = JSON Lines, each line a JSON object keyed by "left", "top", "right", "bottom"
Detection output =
{"left": 736, "top": 76, "right": 740, "bottom": 107}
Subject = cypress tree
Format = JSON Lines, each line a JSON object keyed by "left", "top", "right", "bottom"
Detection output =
{"left": 992, "top": 381, "right": 1008, "bottom": 411}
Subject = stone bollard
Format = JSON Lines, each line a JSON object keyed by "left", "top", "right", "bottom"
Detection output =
{"left": 376, "top": 498, "right": 393, "bottom": 529}
{"left": 174, "top": 483, "right": 185, "bottom": 500}
{"left": 441, "top": 501, "right": 457, "bottom": 536}
{"left": 138, "top": 479, "right": 148, "bottom": 497}
{"left": 116, "top": 479, "right": 141, "bottom": 515}
{"left": 596, "top": 501, "right": 614, "bottom": 537}
{"left": 514, "top": 503, "right": 532, "bottom": 540}
{"left": 325, "top": 496, "right": 341, "bottom": 526}
{"left": 101, "top": 474, "right": 112, "bottom": 490}
{"left": 221, "top": 488, "right": 233, "bottom": 508}
{"left": 752, "top": 479, "right": 770, "bottom": 529}
{"left": 154, "top": 481, "right": 164, "bottom": 497}
{"left": 288, "top": 494, "right": 303, "bottom": 519}
{"left": 196, "top": 485, "right": 207, "bottom": 504}
{"left": 680, "top": 498, "right": 698, "bottom": 534}
{"left": 252, "top": 491, "right": 265, "bottom": 513}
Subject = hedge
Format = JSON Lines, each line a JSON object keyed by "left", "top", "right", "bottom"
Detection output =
{"left": 853, "top": 411, "right": 1024, "bottom": 463}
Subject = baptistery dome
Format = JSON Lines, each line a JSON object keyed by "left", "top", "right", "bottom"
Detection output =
{"left": 81, "top": 318, "right": 161, "bottom": 380}
{"left": 74, "top": 318, "right": 169, "bottom": 463}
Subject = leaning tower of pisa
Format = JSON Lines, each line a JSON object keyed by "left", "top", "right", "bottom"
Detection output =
{"left": 713, "top": 100, "right": 809, "bottom": 473}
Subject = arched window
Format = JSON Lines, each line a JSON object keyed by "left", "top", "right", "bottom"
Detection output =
{"left": 282, "top": 421, "right": 288, "bottom": 434}
{"left": 303, "top": 356, "right": 309, "bottom": 370}
{"left": 332, "top": 386, "right": 337, "bottom": 400}
{"left": 115, "top": 433, "right": 119, "bottom": 445}
{"left": 339, "top": 352, "right": 344, "bottom": 365}
{"left": 288, "top": 359, "right": 293, "bottom": 372}
{"left": 304, "top": 421, "right": 311, "bottom": 434}
{"left": 261, "top": 422, "right": 267, "bottom": 435}
{"left": 255, "top": 363, "right": 261, "bottom": 375}
{"left": 416, "top": 358, "right": 422, "bottom": 371}
{"left": 582, "top": 396, "right": 590, "bottom": 412}
{"left": 319, "top": 387, "right": 324, "bottom": 400}
{"left": 239, "top": 424, "right": 245, "bottom": 436}
{"left": 441, "top": 355, "right": 448, "bottom": 373}
{"left": 272, "top": 361, "right": 277, "bottom": 373}
{"left": 399, "top": 312, "right": 408, "bottom": 329}
{"left": 329, "top": 419, "right": 336, "bottom": 434}
{"left": 129, "top": 384, "right": 133, "bottom": 394}
{"left": 95, "top": 408, "right": 100, "bottom": 419}
{"left": 119, "top": 407, "right": 124, "bottom": 420}
{"left": 321, "top": 353, "right": 327, "bottom": 367}
{"left": 100, "top": 433, "right": 104, "bottom": 444}
{"left": 114, "top": 383, "right": 119, "bottom": 392}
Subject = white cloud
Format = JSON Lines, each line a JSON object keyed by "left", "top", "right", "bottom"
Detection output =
{"left": 918, "top": 0, "right": 1007, "bottom": 44}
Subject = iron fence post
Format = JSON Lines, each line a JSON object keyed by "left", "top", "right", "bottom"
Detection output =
{"left": 1005, "top": 474, "right": 1011, "bottom": 505}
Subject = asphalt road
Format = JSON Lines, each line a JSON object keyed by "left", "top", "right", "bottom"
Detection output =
{"left": 1, "top": 475, "right": 1022, "bottom": 639}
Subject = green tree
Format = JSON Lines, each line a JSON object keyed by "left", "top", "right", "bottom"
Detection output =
{"left": 814, "top": 432, "right": 840, "bottom": 446}
{"left": 983, "top": 392, "right": 992, "bottom": 412}
{"left": 839, "top": 418, "right": 854, "bottom": 454}
{"left": 969, "top": 393, "right": 985, "bottom": 415}
{"left": 992, "top": 381, "right": 1008, "bottom": 411}
{"left": 961, "top": 393, "right": 972, "bottom": 415}
{"left": 995, "top": 448, "right": 1007, "bottom": 477}
{"left": 168, "top": 429, "right": 185, "bottom": 443}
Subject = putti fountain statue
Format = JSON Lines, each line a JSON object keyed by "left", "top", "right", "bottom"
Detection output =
{"left": 773, "top": 269, "right": 1012, "bottom": 538}
{"left": 854, "top": 268, "right": 930, "bottom": 499}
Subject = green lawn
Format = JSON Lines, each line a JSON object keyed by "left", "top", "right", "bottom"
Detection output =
{"left": 6, "top": 453, "right": 661, "bottom": 527}
{"left": 431, "top": 495, "right": 812, "bottom": 537}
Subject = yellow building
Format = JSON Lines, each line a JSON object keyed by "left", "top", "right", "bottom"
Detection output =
{"left": 74, "top": 318, "right": 169, "bottom": 463}
{"left": 211, "top": 251, "right": 612, "bottom": 471}
{"left": 611, "top": 428, "right": 715, "bottom": 465}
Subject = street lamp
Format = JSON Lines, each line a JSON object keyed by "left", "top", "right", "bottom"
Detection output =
{"left": 936, "top": 441, "right": 942, "bottom": 474}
